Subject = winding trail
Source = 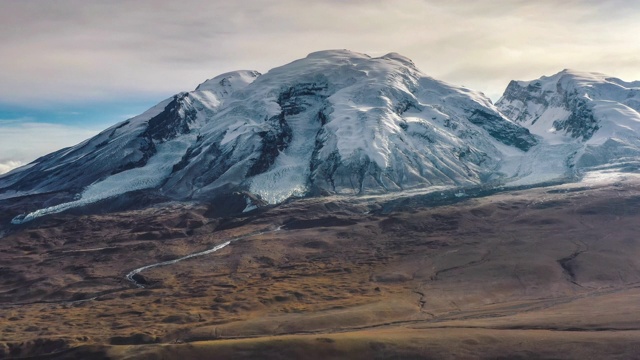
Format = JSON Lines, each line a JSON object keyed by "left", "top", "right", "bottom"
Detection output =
{"left": 125, "top": 226, "right": 281, "bottom": 288}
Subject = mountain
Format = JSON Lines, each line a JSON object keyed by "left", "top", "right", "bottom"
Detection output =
{"left": 4, "top": 56, "right": 640, "bottom": 360}
{"left": 1, "top": 50, "right": 537, "bottom": 222}
{"left": 497, "top": 69, "right": 640, "bottom": 179}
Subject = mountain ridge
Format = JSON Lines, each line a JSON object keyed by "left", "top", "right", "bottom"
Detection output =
{"left": 2, "top": 51, "right": 640, "bottom": 223}
{"left": 497, "top": 68, "right": 640, "bottom": 173}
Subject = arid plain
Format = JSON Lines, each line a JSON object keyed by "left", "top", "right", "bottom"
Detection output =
{"left": 2, "top": 177, "right": 640, "bottom": 359}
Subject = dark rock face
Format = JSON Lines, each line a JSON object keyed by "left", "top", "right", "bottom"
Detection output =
{"left": 145, "top": 93, "right": 198, "bottom": 142}
{"left": 277, "top": 82, "right": 330, "bottom": 116}
{"left": 554, "top": 95, "right": 599, "bottom": 141}
{"left": 247, "top": 113, "right": 293, "bottom": 177}
{"left": 498, "top": 72, "right": 602, "bottom": 142}
{"left": 499, "top": 80, "right": 549, "bottom": 124}
{"left": 468, "top": 109, "right": 537, "bottom": 151}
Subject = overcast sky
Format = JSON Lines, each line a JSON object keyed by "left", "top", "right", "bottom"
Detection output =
{"left": 1, "top": 0, "right": 640, "bottom": 173}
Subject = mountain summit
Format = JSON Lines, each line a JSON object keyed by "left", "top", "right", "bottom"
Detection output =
{"left": 5, "top": 53, "right": 640, "bottom": 224}
{"left": 497, "top": 69, "right": 640, "bottom": 172}
{"left": 2, "top": 50, "right": 539, "bottom": 221}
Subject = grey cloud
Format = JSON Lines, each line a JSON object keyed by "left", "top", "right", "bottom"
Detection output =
{"left": 0, "top": 0, "right": 639, "bottom": 106}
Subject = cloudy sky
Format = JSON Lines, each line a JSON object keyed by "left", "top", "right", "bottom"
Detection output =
{"left": 1, "top": 0, "right": 639, "bottom": 173}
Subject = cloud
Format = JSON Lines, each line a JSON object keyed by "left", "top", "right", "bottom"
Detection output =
{"left": 0, "top": 121, "right": 99, "bottom": 174}
{"left": 0, "top": 0, "right": 639, "bottom": 107}
{"left": 0, "top": 160, "right": 23, "bottom": 175}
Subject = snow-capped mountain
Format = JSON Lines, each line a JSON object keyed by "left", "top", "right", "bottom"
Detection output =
{"left": 2, "top": 50, "right": 542, "bottom": 221}
{"left": 497, "top": 69, "right": 640, "bottom": 176}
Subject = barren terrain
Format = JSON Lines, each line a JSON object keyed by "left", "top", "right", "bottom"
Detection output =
{"left": 1, "top": 177, "right": 640, "bottom": 359}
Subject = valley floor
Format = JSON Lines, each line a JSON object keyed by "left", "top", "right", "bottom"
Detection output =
{"left": 1, "top": 177, "right": 640, "bottom": 359}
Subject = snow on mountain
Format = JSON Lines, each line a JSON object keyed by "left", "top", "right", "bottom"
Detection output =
{"left": 0, "top": 70, "right": 260, "bottom": 198}
{"left": 163, "top": 50, "right": 536, "bottom": 203}
{"left": 497, "top": 69, "right": 640, "bottom": 183}
{"left": 3, "top": 50, "right": 540, "bottom": 222}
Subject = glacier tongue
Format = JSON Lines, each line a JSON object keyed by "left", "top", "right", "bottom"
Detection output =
{"left": 248, "top": 87, "right": 326, "bottom": 203}
{"left": 11, "top": 137, "right": 194, "bottom": 224}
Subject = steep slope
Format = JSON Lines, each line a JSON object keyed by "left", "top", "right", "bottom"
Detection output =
{"left": 0, "top": 70, "right": 261, "bottom": 200}
{"left": 164, "top": 50, "right": 536, "bottom": 203}
{"left": 1, "top": 50, "right": 537, "bottom": 222}
{"left": 497, "top": 69, "right": 640, "bottom": 179}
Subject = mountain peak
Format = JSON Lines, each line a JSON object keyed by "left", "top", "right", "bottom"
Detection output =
{"left": 513, "top": 69, "right": 640, "bottom": 93}
{"left": 2, "top": 51, "right": 539, "bottom": 223}
{"left": 195, "top": 70, "right": 261, "bottom": 92}
{"left": 300, "top": 49, "right": 417, "bottom": 69}
{"left": 305, "top": 49, "right": 371, "bottom": 59}
{"left": 497, "top": 68, "right": 640, "bottom": 177}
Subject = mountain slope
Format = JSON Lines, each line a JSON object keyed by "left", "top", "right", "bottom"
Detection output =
{"left": 2, "top": 50, "right": 538, "bottom": 222}
{"left": 497, "top": 69, "right": 640, "bottom": 175}
{"left": 163, "top": 50, "right": 536, "bottom": 203}
{"left": 0, "top": 70, "right": 261, "bottom": 200}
